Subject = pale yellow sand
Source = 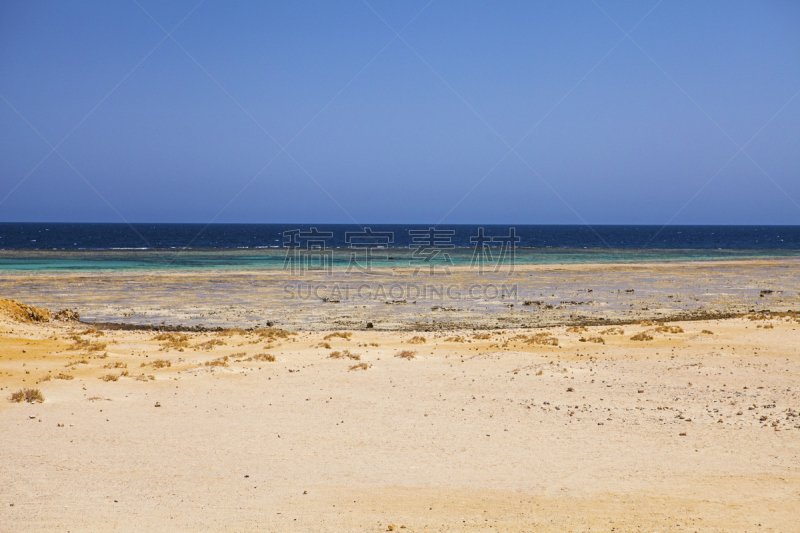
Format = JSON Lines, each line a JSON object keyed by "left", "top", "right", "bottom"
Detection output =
{"left": 1, "top": 303, "right": 799, "bottom": 531}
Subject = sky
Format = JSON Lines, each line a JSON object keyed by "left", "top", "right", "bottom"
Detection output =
{"left": 1, "top": 0, "right": 799, "bottom": 225}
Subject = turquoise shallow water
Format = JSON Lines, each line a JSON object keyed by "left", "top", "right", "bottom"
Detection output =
{"left": 1, "top": 248, "right": 798, "bottom": 272}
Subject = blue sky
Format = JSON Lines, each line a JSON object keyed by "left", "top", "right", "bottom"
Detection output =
{"left": 1, "top": 0, "right": 798, "bottom": 224}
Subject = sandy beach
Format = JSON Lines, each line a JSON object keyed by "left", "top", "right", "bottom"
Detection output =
{"left": 5, "top": 0, "right": 798, "bottom": 528}
{"left": 2, "top": 261, "right": 799, "bottom": 531}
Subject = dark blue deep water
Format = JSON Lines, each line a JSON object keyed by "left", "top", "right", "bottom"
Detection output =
{"left": 2, "top": 223, "right": 799, "bottom": 250}
{"left": 0, "top": 223, "right": 798, "bottom": 271}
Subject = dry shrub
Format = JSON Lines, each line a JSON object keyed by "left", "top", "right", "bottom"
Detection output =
{"left": 516, "top": 333, "right": 559, "bottom": 346}
{"left": 757, "top": 324, "right": 774, "bottom": 329}
{"left": 204, "top": 356, "right": 229, "bottom": 367}
{"left": 195, "top": 339, "right": 226, "bottom": 351}
{"left": 473, "top": 333, "right": 491, "bottom": 340}
{"left": 245, "top": 353, "right": 275, "bottom": 362}
{"left": 78, "top": 328, "right": 104, "bottom": 337}
{"left": 407, "top": 336, "right": 426, "bottom": 344}
{"left": 254, "top": 328, "right": 295, "bottom": 340}
{"left": 655, "top": 325, "right": 684, "bottom": 334}
{"left": 150, "top": 359, "right": 171, "bottom": 369}
{"left": 54, "top": 372, "right": 74, "bottom": 380}
{"left": 348, "top": 362, "right": 371, "bottom": 371}
{"left": 631, "top": 332, "right": 653, "bottom": 341}
{"left": 745, "top": 311, "right": 799, "bottom": 321}
{"left": 747, "top": 311, "right": 798, "bottom": 323}
{"left": 0, "top": 299, "right": 50, "bottom": 322}
{"left": 323, "top": 331, "right": 352, "bottom": 341}
{"left": 329, "top": 350, "right": 360, "bottom": 360}
{"left": 217, "top": 328, "right": 246, "bottom": 336}
{"left": 600, "top": 327, "right": 625, "bottom": 335}
{"left": 10, "top": 388, "right": 44, "bottom": 403}
{"left": 54, "top": 308, "right": 80, "bottom": 321}
{"left": 700, "top": 330, "right": 714, "bottom": 335}
{"left": 636, "top": 320, "right": 658, "bottom": 326}
{"left": 67, "top": 336, "right": 107, "bottom": 352}
{"left": 567, "top": 326, "right": 588, "bottom": 333}
{"left": 316, "top": 342, "right": 332, "bottom": 349}
{"left": 580, "top": 336, "right": 605, "bottom": 344}
{"left": 153, "top": 333, "right": 189, "bottom": 350}
{"left": 104, "top": 361, "right": 127, "bottom": 369}
{"left": 87, "top": 341, "right": 108, "bottom": 352}
{"left": 444, "top": 336, "right": 465, "bottom": 342}
{"left": 395, "top": 350, "right": 416, "bottom": 360}
{"left": 101, "top": 373, "right": 120, "bottom": 382}
{"left": 134, "top": 374, "right": 154, "bottom": 382}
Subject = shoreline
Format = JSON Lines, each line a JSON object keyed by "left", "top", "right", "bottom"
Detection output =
{"left": 1, "top": 250, "right": 798, "bottom": 274}
{"left": 85, "top": 309, "right": 757, "bottom": 333}
{"left": 2, "top": 258, "right": 798, "bottom": 331}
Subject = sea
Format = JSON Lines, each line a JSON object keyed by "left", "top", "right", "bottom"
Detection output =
{"left": 0, "top": 223, "right": 798, "bottom": 271}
